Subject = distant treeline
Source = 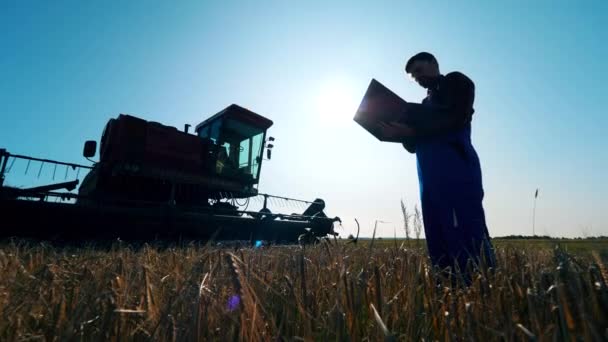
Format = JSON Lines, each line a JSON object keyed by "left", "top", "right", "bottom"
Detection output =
{"left": 493, "top": 235, "right": 608, "bottom": 240}
{"left": 348, "top": 235, "right": 608, "bottom": 240}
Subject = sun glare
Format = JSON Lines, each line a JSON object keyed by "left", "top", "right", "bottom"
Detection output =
{"left": 316, "top": 79, "right": 360, "bottom": 125}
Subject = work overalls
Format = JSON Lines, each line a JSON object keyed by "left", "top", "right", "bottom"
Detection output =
{"left": 413, "top": 74, "right": 496, "bottom": 277}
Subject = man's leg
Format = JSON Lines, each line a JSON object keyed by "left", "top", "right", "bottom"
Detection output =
{"left": 422, "top": 186, "right": 495, "bottom": 285}
{"left": 420, "top": 197, "right": 453, "bottom": 272}
{"left": 451, "top": 195, "right": 496, "bottom": 273}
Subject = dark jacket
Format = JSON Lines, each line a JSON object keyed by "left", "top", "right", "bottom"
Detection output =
{"left": 402, "top": 72, "right": 475, "bottom": 153}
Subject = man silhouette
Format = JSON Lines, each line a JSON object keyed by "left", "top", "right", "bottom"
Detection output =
{"left": 379, "top": 52, "right": 496, "bottom": 281}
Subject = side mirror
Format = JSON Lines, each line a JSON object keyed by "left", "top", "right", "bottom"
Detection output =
{"left": 265, "top": 137, "right": 275, "bottom": 160}
{"left": 83, "top": 140, "right": 97, "bottom": 158}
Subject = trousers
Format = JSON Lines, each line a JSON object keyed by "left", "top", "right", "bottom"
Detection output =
{"left": 415, "top": 124, "right": 495, "bottom": 276}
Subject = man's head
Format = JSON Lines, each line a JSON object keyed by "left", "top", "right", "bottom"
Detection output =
{"left": 405, "top": 52, "right": 440, "bottom": 89}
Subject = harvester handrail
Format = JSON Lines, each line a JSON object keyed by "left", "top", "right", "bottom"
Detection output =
{"left": 1, "top": 148, "right": 93, "bottom": 188}
{"left": 0, "top": 150, "right": 93, "bottom": 171}
{"left": 257, "top": 192, "right": 321, "bottom": 205}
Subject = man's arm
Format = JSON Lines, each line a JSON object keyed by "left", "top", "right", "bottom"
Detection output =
{"left": 377, "top": 122, "right": 415, "bottom": 137}
{"left": 377, "top": 122, "right": 416, "bottom": 153}
{"left": 402, "top": 137, "right": 416, "bottom": 153}
{"left": 405, "top": 72, "right": 475, "bottom": 135}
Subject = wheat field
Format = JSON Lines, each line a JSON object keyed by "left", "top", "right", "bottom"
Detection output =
{"left": 0, "top": 239, "right": 607, "bottom": 341}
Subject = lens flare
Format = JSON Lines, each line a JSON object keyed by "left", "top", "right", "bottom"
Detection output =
{"left": 227, "top": 295, "right": 240, "bottom": 311}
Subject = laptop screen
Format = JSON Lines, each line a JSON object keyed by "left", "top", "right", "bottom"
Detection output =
{"left": 353, "top": 79, "right": 409, "bottom": 142}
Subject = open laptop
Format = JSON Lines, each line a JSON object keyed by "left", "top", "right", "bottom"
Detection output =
{"left": 353, "top": 78, "right": 440, "bottom": 142}
{"left": 353, "top": 79, "right": 413, "bottom": 142}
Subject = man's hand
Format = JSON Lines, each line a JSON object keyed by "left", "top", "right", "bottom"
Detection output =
{"left": 377, "top": 121, "right": 416, "bottom": 139}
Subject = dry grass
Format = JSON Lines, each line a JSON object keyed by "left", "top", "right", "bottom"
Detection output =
{"left": 1, "top": 239, "right": 607, "bottom": 341}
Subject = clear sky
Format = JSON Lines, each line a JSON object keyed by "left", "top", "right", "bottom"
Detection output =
{"left": 1, "top": 1, "right": 606, "bottom": 238}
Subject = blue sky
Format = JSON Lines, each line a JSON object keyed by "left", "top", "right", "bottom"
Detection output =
{"left": 1, "top": 1, "right": 606, "bottom": 238}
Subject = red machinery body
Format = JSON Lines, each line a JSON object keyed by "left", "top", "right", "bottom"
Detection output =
{"left": 79, "top": 104, "right": 273, "bottom": 204}
{"left": 100, "top": 115, "right": 205, "bottom": 175}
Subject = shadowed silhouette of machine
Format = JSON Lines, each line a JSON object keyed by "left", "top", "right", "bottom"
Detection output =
{"left": 0, "top": 104, "right": 340, "bottom": 243}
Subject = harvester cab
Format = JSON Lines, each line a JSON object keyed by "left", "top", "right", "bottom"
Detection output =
{"left": 194, "top": 104, "right": 274, "bottom": 189}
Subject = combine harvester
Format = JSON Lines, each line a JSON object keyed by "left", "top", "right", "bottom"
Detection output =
{"left": 0, "top": 104, "right": 340, "bottom": 243}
